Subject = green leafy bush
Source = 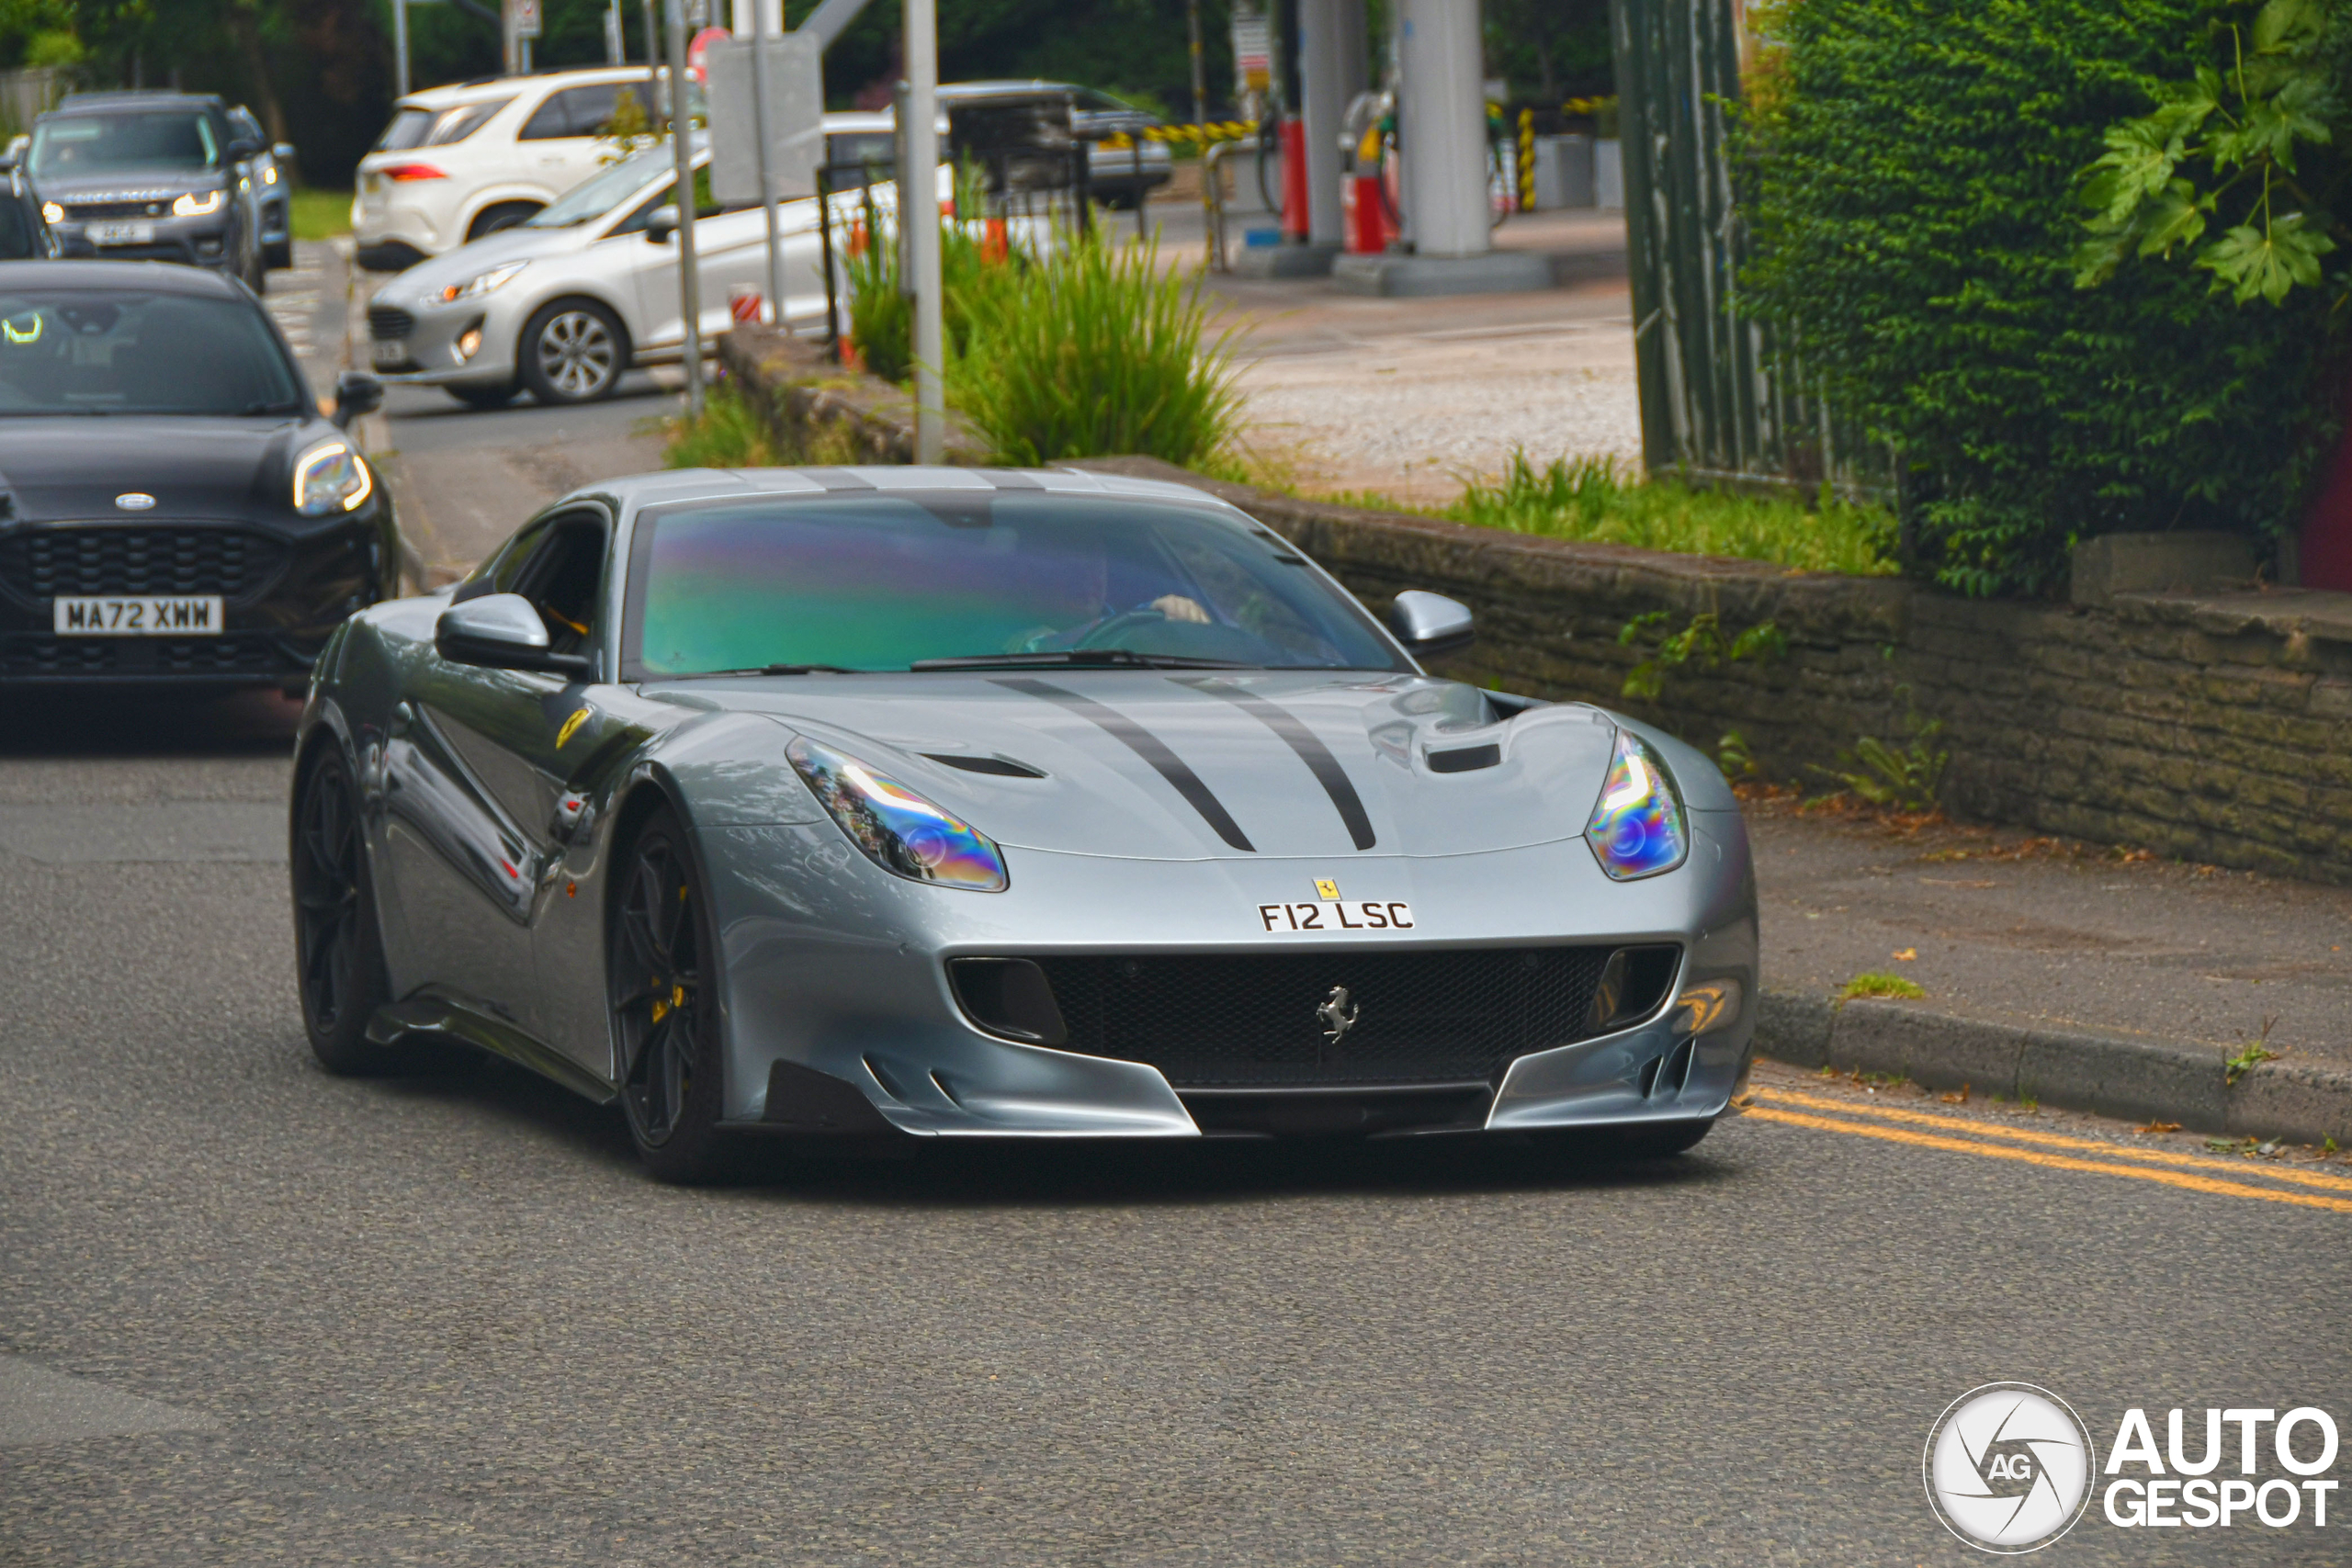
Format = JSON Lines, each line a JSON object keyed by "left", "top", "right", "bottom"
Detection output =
{"left": 949, "top": 231, "right": 1245, "bottom": 468}
{"left": 1447, "top": 453, "right": 1897, "bottom": 575}
{"left": 1741, "top": 0, "right": 2346, "bottom": 596}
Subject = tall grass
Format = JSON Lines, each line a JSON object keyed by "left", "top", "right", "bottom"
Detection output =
{"left": 842, "top": 200, "right": 995, "bottom": 384}
{"left": 663, "top": 382, "right": 779, "bottom": 468}
{"left": 1445, "top": 452, "right": 1898, "bottom": 576}
{"left": 950, "top": 231, "right": 1244, "bottom": 468}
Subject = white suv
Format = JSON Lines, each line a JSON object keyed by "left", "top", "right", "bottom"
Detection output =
{"left": 352, "top": 66, "right": 691, "bottom": 273}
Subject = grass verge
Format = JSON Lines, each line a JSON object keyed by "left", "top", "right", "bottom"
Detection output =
{"left": 1442, "top": 453, "right": 1899, "bottom": 575}
{"left": 1838, "top": 971, "right": 1927, "bottom": 1003}
{"left": 288, "top": 188, "right": 353, "bottom": 243}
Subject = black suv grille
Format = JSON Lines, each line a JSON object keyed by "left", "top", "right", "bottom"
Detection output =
{"left": 369, "top": 305, "right": 416, "bottom": 341}
{"left": 0, "top": 526, "right": 288, "bottom": 602}
{"left": 1031, "top": 946, "right": 1649, "bottom": 1088}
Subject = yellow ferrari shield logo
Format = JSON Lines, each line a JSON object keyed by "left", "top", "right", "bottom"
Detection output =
{"left": 1313, "top": 878, "right": 1340, "bottom": 900}
{"left": 556, "top": 707, "right": 592, "bottom": 748}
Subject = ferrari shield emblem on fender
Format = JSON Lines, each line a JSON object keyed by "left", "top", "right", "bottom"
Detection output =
{"left": 1313, "top": 878, "right": 1340, "bottom": 900}
{"left": 1317, "top": 985, "right": 1360, "bottom": 1045}
{"left": 556, "top": 706, "right": 593, "bottom": 748}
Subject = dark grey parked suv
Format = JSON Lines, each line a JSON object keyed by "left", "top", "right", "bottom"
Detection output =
{"left": 27, "top": 93, "right": 267, "bottom": 290}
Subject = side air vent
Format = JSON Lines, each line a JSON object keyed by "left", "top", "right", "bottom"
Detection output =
{"left": 1634, "top": 1038, "right": 1699, "bottom": 1100}
{"left": 1585, "top": 945, "right": 1681, "bottom": 1034}
{"left": 947, "top": 957, "right": 1069, "bottom": 1045}
{"left": 924, "top": 752, "right": 1046, "bottom": 778}
{"left": 1426, "top": 742, "right": 1501, "bottom": 773}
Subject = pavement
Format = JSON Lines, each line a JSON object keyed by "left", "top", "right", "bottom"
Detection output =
{"left": 1, "top": 726, "right": 2346, "bottom": 1564}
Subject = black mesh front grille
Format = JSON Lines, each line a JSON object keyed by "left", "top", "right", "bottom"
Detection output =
{"left": 1, "top": 632, "right": 297, "bottom": 677}
{"left": 1, "top": 637, "right": 115, "bottom": 673}
{"left": 368, "top": 304, "right": 416, "bottom": 341}
{"left": 1030, "top": 946, "right": 1646, "bottom": 1088}
{"left": 0, "top": 526, "right": 288, "bottom": 602}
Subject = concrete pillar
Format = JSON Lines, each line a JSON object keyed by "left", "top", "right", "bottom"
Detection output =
{"left": 1399, "top": 0, "right": 1488, "bottom": 258}
{"left": 1297, "top": 0, "right": 1345, "bottom": 247}
{"left": 1336, "top": 0, "right": 1367, "bottom": 104}
{"left": 729, "top": 0, "right": 781, "bottom": 32}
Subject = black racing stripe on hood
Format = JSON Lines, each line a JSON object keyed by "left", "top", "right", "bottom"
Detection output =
{"left": 991, "top": 677, "right": 1255, "bottom": 852}
{"left": 1175, "top": 677, "right": 1377, "bottom": 851}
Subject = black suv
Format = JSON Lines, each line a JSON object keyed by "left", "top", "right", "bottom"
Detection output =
{"left": 27, "top": 93, "right": 266, "bottom": 290}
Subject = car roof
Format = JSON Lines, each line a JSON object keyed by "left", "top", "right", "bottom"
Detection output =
{"left": 47, "top": 91, "right": 225, "bottom": 118}
{"left": 0, "top": 260, "right": 251, "bottom": 299}
{"left": 396, "top": 65, "right": 674, "bottom": 112}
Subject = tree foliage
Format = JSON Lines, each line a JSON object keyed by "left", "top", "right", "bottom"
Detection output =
{"left": 1740, "top": 0, "right": 2346, "bottom": 597}
{"left": 2073, "top": 0, "right": 2350, "bottom": 308}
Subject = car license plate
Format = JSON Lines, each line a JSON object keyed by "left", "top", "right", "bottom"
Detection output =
{"left": 52, "top": 596, "right": 223, "bottom": 636}
{"left": 371, "top": 338, "right": 410, "bottom": 368}
{"left": 1256, "top": 899, "right": 1414, "bottom": 933}
{"left": 87, "top": 220, "right": 154, "bottom": 246}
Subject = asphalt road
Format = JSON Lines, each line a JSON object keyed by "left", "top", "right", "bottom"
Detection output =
{"left": 2, "top": 698, "right": 2346, "bottom": 1565}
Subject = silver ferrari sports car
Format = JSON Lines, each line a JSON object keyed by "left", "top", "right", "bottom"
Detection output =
{"left": 288, "top": 466, "right": 1757, "bottom": 1180}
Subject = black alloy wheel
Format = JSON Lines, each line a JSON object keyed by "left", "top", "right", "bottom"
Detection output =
{"left": 290, "top": 750, "right": 395, "bottom": 1074}
{"left": 520, "top": 299, "right": 626, "bottom": 405}
{"left": 610, "top": 807, "right": 729, "bottom": 1181}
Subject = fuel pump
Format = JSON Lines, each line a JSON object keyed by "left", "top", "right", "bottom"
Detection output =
{"left": 1339, "top": 87, "right": 1396, "bottom": 254}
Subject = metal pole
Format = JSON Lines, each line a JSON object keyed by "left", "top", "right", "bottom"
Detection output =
{"left": 394, "top": 0, "right": 412, "bottom": 98}
{"left": 667, "top": 0, "right": 705, "bottom": 418}
{"left": 1186, "top": 0, "right": 1207, "bottom": 129}
{"left": 904, "top": 0, "right": 944, "bottom": 464}
{"left": 817, "top": 166, "right": 841, "bottom": 362}
{"left": 644, "top": 1, "right": 661, "bottom": 109}
{"left": 606, "top": 0, "right": 625, "bottom": 64}
{"left": 749, "top": 27, "right": 785, "bottom": 329}
{"left": 1133, "top": 135, "right": 1146, "bottom": 244}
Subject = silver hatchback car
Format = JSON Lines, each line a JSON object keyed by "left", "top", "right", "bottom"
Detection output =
{"left": 366, "top": 131, "right": 931, "bottom": 409}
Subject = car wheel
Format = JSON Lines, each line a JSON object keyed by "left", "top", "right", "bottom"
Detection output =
{"left": 467, "top": 201, "right": 541, "bottom": 241}
{"left": 266, "top": 239, "right": 293, "bottom": 270}
{"left": 290, "top": 750, "right": 398, "bottom": 1075}
{"left": 520, "top": 300, "right": 627, "bottom": 405}
{"left": 245, "top": 243, "right": 268, "bottom": 295}
{"left": 610, "top": 807, "right": 731, "bottom": 1182}
{"left": 446, "top": 381, "right": 519, "bottom": 411}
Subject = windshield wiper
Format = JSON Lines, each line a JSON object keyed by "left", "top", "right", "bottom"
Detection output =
{"left": 697, "top": 662, "right": 863, "bottom": 677}
{"left": 910, "top": 650, "right": 1251, "bottom": 671}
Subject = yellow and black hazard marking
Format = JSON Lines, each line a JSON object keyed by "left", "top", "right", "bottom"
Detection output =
{"left": 1100, "top": 120, "right": 1260, "bottom": 151}
{"left": 1745, "top": 1085, "right": 2352, "bottom": 1214}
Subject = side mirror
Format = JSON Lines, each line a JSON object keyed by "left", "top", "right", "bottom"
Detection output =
{"left": 273, "top": 142, "right": 297, "bottom": 162}
{"left": 435, "top": 592, "right": 593, "bottom": 678}
{"left": 227, "top": 136, "right": 265, "bottom": 161}
{"left": 332, "top": 369, "right": 383, "bottom": 429}
{"left": 644, "top": 204, "right": 680, "bottom": 244}
{"left": 1385, "top": 590, "right": 1475, "bottom": 658}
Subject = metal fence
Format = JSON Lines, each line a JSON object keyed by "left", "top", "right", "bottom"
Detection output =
{"left": 1611, "top": 0, "right": 1886, "bottom": 500}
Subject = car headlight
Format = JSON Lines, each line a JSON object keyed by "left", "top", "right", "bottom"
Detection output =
{"left": 40, "top": 201, "right": 62, "bottom": 225}
{"left": 441, "top": 261, "right": 527, "bottom": 303}
{"left": 172, "top": 188, "right": 224, "bottom": 217}
{"left": 292, "top": 441, "right": 373, "bottom": 516}
{"left": 787, "top": 736, "right": 1008, "bottom": 891}
{"left": 1585, "top": 727, "right": 1688, "bottom": 881}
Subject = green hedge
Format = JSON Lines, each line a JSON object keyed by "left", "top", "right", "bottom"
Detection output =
{"left": 1741, "top": 0, "right": 2346, "bottom": 596}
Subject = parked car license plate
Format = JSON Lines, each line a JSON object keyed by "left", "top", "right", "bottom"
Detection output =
{"left": 371, "top": 339, "right": 411, "bottom": 368}
{"left": 87, "top": 220, "right": 155, "bottom": 247}
{"left": 52, "top": 596, "right": 223, "bottom": 636}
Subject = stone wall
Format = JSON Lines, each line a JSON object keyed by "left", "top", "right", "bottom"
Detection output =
{"left": 1072, "top": 458, "right": 2352, "bottom": 885}
{"left": 718, "top": 325, "right": 989, "bottom": 466}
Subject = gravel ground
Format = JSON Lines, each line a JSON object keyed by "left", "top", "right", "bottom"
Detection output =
{"left": 1236, "top": 358, "right": 1642, "bottom": 499}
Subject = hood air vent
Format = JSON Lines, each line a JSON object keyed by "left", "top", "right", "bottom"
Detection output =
{"left": 1426, "top": 742, "right": 1501, "bottom": 773}
{"left": 924, "top": 752, "right": 1046, "bottom": 778}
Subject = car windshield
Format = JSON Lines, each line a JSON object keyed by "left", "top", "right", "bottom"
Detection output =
{"left": 0, "top": 289, "right": 305, "bottom": 416}
{"left": 30, "top": 112, "right": 219, "bottom": 178}
{"left": 624, "top": 492, "right": 1409, "bottom": 677}
{"left": 526, "top": 143, "right": 673, "bottom": 227}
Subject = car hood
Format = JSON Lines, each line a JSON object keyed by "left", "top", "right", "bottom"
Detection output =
{"left": 380, "top": 225, "right": 587, "bottom": 300}
{"left": 36, "top": 169, "right": 226, "bottom": 204}
{"left": 0, "top": 416, "right": 321, "bottom": 524}
{"left": 649, "top": 671, "right": 1669, "bottom": 862}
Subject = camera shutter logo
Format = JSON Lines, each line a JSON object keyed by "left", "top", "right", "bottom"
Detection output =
{"left": 1924, "top": 1383, "right": 2098, "bottom": 1553}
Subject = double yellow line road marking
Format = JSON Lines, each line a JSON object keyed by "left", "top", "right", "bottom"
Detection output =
{"left": 1747, "top": 1087, "right": 2352, "bottom": 1215}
